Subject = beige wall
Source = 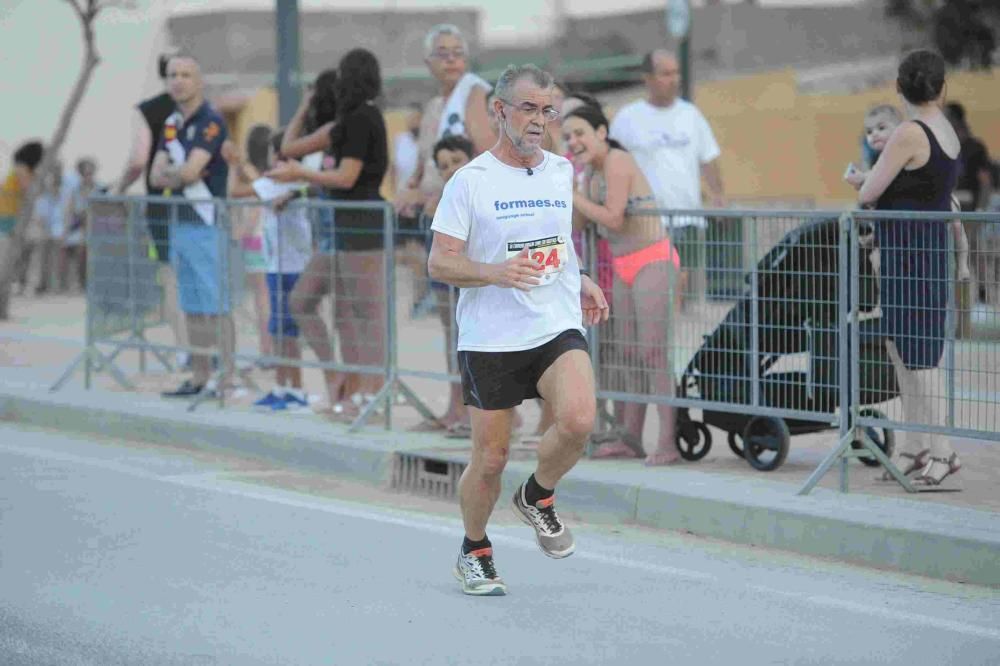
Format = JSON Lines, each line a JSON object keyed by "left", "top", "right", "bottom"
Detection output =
{"left": 233, "top": 67, "right": 1000, "bottom": 209}
{"left": 692, "top": 68, "right": 1000, "bottom": 207}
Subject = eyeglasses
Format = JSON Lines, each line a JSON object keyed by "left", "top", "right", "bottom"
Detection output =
{"left": 500, "top": 99, "right": 560, "bottom": 121}
{"left": 429, "top": 48, "right": 466, "bottom": 61}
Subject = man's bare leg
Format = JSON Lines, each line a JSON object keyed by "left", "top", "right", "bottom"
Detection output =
{"left": 186, "top": 314, "right": 213, "bottom": 386}
{"left": 460, "top": 407, "right": 515, "bottom": 540}
{"left": 533, "top": 350, "right": 596, "bottom": 488}
{"left": 510, "top": 349, "right": 595, "bottom": 560}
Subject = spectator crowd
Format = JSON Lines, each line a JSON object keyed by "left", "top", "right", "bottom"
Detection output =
{"left": 2, "top": 25, "right": 997, "bottom": 476}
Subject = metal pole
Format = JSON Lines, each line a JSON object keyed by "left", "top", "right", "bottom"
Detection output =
{"left": 276, "top": 0, "right": 302, "bottom": 126}
{"left": 384, "top": 203, "right": 395, "bottom": 430}
{"left": 842, "top": 213, "right": 855, "bottom": 492}
{"left": 666, "top": 0, "right": 692, "bottom": 100}
{"left": 679, "top": 31, "right": 692, "bottom": 101}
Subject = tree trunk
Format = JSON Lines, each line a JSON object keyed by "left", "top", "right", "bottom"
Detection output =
{"left": 0, "top": 0, "right": 101, "bottom": 320}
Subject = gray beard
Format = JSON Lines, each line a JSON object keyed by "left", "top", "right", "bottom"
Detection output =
{"left": 505, "top": 128, "right": 537, "bottom": 158}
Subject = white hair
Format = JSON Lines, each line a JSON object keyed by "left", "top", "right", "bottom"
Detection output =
{"left": 424, "top": 24, "right": 469, "bottom": 58}
{"left": 493, "top": 64, "right": 553, "bottom": 103}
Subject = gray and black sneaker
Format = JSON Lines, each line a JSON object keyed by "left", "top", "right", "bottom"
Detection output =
{"left": 512, "top": 484, "right": 575, "bottom": 559}
{"left": 453, "top": 546, "right": 507, "bottom": 596}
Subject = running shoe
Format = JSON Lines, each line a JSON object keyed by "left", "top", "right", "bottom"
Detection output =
{"left": 161, "top": 380, "right": 204, "bottom": 399}
{"left": 253, "top": 389, "right": 285, "bottom": 411}
{"left": 512, "top": 484, "right": 575, "bottom": 559}
{"left": 453, "top": 546, "right": 507, "bottom": 596}
{"left": 283, "top": 388, "right": 310, "bottom": 411}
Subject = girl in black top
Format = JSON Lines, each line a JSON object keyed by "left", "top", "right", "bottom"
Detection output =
{"left": 854, "top": 49, "right": 962, "bottom": 487}
{"left": 269, "top": 49, "right": 390, "bottom": 415}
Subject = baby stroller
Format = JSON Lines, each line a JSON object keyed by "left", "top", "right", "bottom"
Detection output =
{"left": 674, "top": 217, "right": 899, "bottom": 471}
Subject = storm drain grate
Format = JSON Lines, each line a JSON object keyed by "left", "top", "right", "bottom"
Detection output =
{"left": 392, "top": 452, "right": 466, "bottom": 500}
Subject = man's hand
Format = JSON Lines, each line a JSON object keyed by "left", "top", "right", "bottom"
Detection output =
{"left": 394, "top": 187, "right": 426, "bottom": 217}
{"left": 580, "top": 274, "right": 609, "bottom": 326}
{"left": 490, "top": 248, "right": 543, "bottom": 291}
{"left": 266, "top": 159, "right": 304, "bottom": 183}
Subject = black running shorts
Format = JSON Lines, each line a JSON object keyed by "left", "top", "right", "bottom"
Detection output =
{"left": 458, "top": 329, "right": 589, "bottom": 410}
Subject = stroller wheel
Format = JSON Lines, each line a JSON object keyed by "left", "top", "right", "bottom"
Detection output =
{"left": 676, "top": 421, "right": 712, "bottom": 461}
{"left": 727, "top": 431, "right": 744, "bottom": 458}
{"left": 851, "top": 409, "right": 895, "bottom": 467}
{"left": 742, "top": 416, "right": 790, "bottom": 472}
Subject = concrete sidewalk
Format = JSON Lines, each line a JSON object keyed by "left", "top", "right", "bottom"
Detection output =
{"left": 1, "top": 380, "right": 997, "bottom": 587}
{"left": 3, "top": 291, "right": 999, "bottom": 587}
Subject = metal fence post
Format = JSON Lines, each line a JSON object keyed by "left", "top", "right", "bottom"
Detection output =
{"left": 946, "top": 222, "right": 957, "bottom": 430}
{"left": 749, "top": 216, "right": 760, "bottom": 409}
{"left": 842, "top": 211, "right": 857, "bottom": 492}
{"left": 384, "top": 202, "right": 395, "bottom": 429}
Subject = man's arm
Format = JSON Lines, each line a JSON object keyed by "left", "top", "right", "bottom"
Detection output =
{"left": 149, "top": 151, "right": 171, "bottom": 189}
{"left": 116, "top": 109, "right": 152, "bottom": 194}
{"left": 150, "top": 148, "right": 213, "bottom": 190}
{"left": 428, "top": 231, "right": 541, "bottom": 291}
{"left": 700, "top": 159, "right": 725, "bottom": 207}
{"left": 695, "top": 108, "right": 725, "bottom": 207}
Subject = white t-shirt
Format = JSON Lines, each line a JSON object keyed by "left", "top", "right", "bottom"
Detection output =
{"left": 431, "top": 151, "right": 583, "bottom": 352}
{"left": 263, "top": 205, "right": 312, "bottom": 274}
{"left": 609, "top": 98, "right": 720, "bottom": 228}
{"left": 393, "top": 131, "right": 420, "bottom": 194}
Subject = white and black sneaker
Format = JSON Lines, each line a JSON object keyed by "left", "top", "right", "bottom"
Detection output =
{"left": 453, "top": 546, "right": 507, "bottom": 596}
{"left": 512, "top": 484, "right": 575, "bottom": 559}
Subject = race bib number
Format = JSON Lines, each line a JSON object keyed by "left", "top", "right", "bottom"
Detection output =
{"left": 506, "top": 235, "right": 567, "bottom": 287}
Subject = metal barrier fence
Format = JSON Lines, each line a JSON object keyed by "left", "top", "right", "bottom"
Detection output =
{"left": 801, "top": 209, "right": 1000, "bottom": 493}
{"left": 54, "top": 196, "right": 1000, "bottom": 494}
{"left": 587, "top": 210, "right": 848, "bottom": 473}
{"left": 53, "top": 194, "right": 437, "bottom": 429}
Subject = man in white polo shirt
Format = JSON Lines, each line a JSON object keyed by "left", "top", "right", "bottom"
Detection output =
{"left": 610, "top": 49, "right": 725, "bottom": 301}
{"left": 428, "top": 64, "right": 609, "bottom": 597}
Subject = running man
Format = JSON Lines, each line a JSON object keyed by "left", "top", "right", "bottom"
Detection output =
{"left": 428, "top": 64, "right": 609, "bottom": 596}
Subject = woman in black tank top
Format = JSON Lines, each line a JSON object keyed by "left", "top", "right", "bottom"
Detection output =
{"left": 854, "top": 50, "right": 962, "bottom": 487}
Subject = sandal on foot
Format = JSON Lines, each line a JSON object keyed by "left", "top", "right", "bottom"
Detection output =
{"left": 408, "top": 419, "right": 447, "bottom": 433}
{"left": 321, "top": 401, "right": 361, "bottom": 423}
{"left": 877, "top": 448, "right": 930, "bottom": 482}
{"left": 444, "top": 422, "right": 473, "bottom": 439}
{"left": 914, "top": 453, "right": 962, "bottom": 487}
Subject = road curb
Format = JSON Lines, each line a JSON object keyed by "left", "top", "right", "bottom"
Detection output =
{"left": 3, "top": 388, "right": 998, "bottom": 587}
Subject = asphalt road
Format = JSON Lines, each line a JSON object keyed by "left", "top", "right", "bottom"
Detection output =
{"left": 1, "top": 423, "right": 998, "bottom": 666}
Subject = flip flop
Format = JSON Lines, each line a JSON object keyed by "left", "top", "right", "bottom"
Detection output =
{"left": 409, "top": 419, "right": 447, "bottom": 433}
{"left": 318, "top": 401, "right": 361, "bottom": 424}
{"left": 444, "top": 422, "right": 473, "bottom": 439}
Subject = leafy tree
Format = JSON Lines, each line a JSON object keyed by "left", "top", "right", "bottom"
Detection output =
{"left": 0, "top": 1, "right": 134, "bottom": 319}
{"left": 886, "top": 0, "right": 998, "bottom": 68}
